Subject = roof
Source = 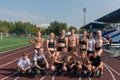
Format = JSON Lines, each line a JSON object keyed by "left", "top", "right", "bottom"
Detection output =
{"left": 81, "top": 22, "right": 105, "bottom": 29}
{"left": 96, "top": 8, "right": 120, "bottom": 23}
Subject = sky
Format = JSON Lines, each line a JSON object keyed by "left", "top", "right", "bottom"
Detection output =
{"left": 0, "top": 0, "right": 120, "bottom": 28}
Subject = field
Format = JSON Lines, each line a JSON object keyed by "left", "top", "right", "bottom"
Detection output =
{"left": 0, "top": 37, "right": 30, "bottom": 53}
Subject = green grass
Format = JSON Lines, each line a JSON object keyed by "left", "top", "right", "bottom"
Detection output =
{"left": 0, "top": 37, "right": 31, "bottom": 53}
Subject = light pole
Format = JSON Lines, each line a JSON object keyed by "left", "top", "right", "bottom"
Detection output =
{"left": 83, "top": 8, "right": 86, "bottom": 26}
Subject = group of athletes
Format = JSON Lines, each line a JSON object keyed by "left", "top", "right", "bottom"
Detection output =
{"left": 17, "top": 28, "right": 110, "bottom": 78}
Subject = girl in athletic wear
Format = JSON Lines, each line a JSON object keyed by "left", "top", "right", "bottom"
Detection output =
{"left": 29, "top": 31, "right": 44, "bottom": 54}
{"left": 68, "top": 28, "right": 79, "bottom": 52}
{"left": 46, "top": 32, "right": 57, "bottom": 58}
{"left": 17, "top": 53, "right": 31, "bottom": 75}
{"left": 57, "top": 29, "right": 68, "bottom": 51}
{"left": 79, "top": 31, "right": 88, "bottom": 53}
{"left": 87, "top": 32, "right": 95, "bottom": 57}
{"left": 95, "top": 30, "right": 109, "bottom": 56}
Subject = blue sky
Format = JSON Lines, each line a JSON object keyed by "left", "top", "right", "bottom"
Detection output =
{"left": 0, "top": 0, "right": 120, "bottom": 28}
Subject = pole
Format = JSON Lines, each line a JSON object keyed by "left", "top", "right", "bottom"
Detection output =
{"left": 83, "top": 8, "right": 86, "bottom": 26}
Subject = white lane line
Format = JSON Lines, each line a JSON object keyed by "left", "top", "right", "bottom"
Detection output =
{"left": 88, "top": 77, "right": 91, "bottom": 80}
{"left": 0, "top": 51, "right": 33, "bottom": 80}
{"left": 78, "top": 77, "right": 81, "bottom": 80}
{"left": 0, "top": 46, "right": 32, "bottom": 59}
{"left": 40, "top": 76, "right": 46, "bottom": 80}
{"left": 1, "top": 71, "right": 18, "bottom": 80}
{"left": 0, "top": 45, "right": 31, "bottom": 54}
{"left": 14, "top": 76, "right": 19, "bottom": 80}
{"left": 0, "top": 58, "right": 19, "bottom": 68}
{"left": 52, "top": 76, "right": 55, "bottom": 80}
{"left": 0, "top": 42, "right": 28, "bottom": 49}
{"left": 104, "top": 65, "right": 116, "bottom": 80}
{"left": 104, "top": 63, "right": 120, "bottom": 76}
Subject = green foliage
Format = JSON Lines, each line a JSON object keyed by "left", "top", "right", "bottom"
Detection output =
{"left": 47, "top": 21, "right": 68, "bottom": 36}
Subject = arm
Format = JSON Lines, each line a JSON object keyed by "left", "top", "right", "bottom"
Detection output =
{"left": 65, "top": 37, "right": 68, "bottom": 48}
{"left": 29, "top": 38, "right": 36, "bottom": 45}
{"left": 86, "top": 38, "right": 88, "bottom": 50}
{"left": 103, "top": 37, "right": 109, "bottom": 45}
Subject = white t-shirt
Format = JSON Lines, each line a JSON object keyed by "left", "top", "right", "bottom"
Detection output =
{"left": 33, "top": 53, "right": 45, "bottom": 62}
{"left": 17, "top": 57, "right": 31, "bottom": 68}
{"left": 88, "top": 38, "right": 95, "bottom": 51}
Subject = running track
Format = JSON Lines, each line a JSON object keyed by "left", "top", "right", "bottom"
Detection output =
{"left": 0, "top": 45, "right": 120, "bottom": 80}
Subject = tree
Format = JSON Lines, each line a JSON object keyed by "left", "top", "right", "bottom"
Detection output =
{"left": 47, "top": 21, "right": 68, "bottom": 36}
{"left": 69, "top": 26, "right": 79, "bottom": 33}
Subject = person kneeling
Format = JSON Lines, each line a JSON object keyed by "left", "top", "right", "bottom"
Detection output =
{"left": 89, "top": 51, "right": 103, "bottom": 78}
{"left": 32, "top": 48, "right": 49, "bottom": 77}
{"left": 17, "top": 53, "right": 31, "bottom": 75}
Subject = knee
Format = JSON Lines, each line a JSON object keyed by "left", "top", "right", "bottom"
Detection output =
{"left": 77, "top": 65, "right": 82, "bottom": 71}
{"left": 50, "top": 65, "right": 55, "bottom": 71}
{"left": 62, "top": 66, "right": 67, "bottom": 71}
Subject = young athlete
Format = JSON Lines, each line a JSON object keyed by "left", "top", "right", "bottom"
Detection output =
{"left": 57, "top": 29, "right": 68, "bottom": 51}
{"left": 79, "top": 31, "right": 88, "bottom": 53}
{"left": 80, "top": 51, "right": 92, "bottom": 77}
{"left": 17, "top": 53, "right": 31, "bottom": 75}
{"left": 68, "top": 28, "right": 79, "bottom": 52}
{"left": 46, "top": 32, "right": 57, "bottom": 57}
{"left": 50, "top": 47, "right": 68, "bottom": 75}
{"left": 89, "top": 51, "right": 103, "bottom": 78}
{"left": 29, "top": 31, "right": 44, "bottom": 54}
{"left": 87, "top": 32, "right": 95, "bottom": 57}
{"left": 32, "top": 48, "right": 49, "bottom": 77}
{"left": 95, "top": 30, "right": 109, "bottom": 56}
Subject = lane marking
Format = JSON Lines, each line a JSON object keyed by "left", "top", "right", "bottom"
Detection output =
{"left": 88, "top": 77, "right": 91, "bottom": 80}
{"left": 0, "top": 42, "right": 28, "bottom": 49}
{"left": 78, "top": 77, "right": 81, "bottom": 80}
{"left": 0, "top": 45, "right": 31, "bottom": 54}
{"left": 14, "top": 76, "right": 19, "bottom": 80}
{"left": 104, "top": 65, "right": 116, "bottom": 80}
{"left": 0, "top": 51, "right": 33, "bottom": 80}
{"left": 0, "top": 46, "right": 32, "bottom": 59}
{"left": 52, "top": 76, "right": 55, "bottom": 80}
{"left": 0, "top": 58, "right": 19, "bottom": 68}
{"left": 104, "top": 63, "right": 120, "bottom": 76}
{"left": 1, "top": 71, "right": 18, "bottom": 80}
{"left": 40, "top": 76, "right": 46, "bottom": 80}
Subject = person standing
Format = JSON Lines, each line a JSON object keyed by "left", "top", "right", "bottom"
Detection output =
{"left": 29, "top": 31, "right": 44, "bottom": 54}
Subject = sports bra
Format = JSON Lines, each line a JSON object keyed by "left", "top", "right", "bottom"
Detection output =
{"left": 48, "top": 39, "right": 55, "bottom": 48}
{"left": 58, "top": 36, "right": 66, "bottom": 43}
{"left": 96, "top": 39, "right": 103, "bottom": 44}
{"left": 80, "top": 39, "right": 87, "bottom": 45}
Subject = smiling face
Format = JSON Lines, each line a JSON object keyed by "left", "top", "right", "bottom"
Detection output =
{"left": 50, "top": 33, "right": 55, "bottom": 39}
{"left": 61, "top": 29, "right": 65, "bottom": 36}
{"left": 83, "top": 31, "right": 87, "bottom": 37}
{"left": 97, "top": 30, "right": 102, "bottom": 37}
{"left": 37, "top": 31, "right": 41, "bottom": 37}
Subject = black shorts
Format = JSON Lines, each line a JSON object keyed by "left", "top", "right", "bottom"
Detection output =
{"left": 82, "top": 65, "right": 87, "bottom": 70}
{"left": 68, "top": 46, "right": 76, "bottom": 52}
{"left": 50, "top": 50, "right": 55, "bottom": 54}
{"left": 95, "top": 47, "right": 102, "bottom": 51}
{"left": 34, "top": 47, "right": 40, "bottom": 53}
{"left": 87, "top": 51, "right": 93, "bottom": 55}
{"left": 54, "top": 63, "right": 63, "bottom": 71}
{"left": 57, "top": 47, "right": 64, "bottom": 51}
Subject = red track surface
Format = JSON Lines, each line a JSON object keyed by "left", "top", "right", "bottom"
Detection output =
{"left": 0, "top": 46, "right": 120, "bottom": 80}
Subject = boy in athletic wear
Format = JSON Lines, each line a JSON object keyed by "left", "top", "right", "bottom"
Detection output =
{"left": 89, "top": 51, "right": 103, "bottom": 78}
{"left": 80, "top": 51, "right": 92, "bottom": 77}
{"left": 17, "top": 53, "right": 31, "bottom": 75}
{"left": 68, "top": 28, "right": 79, "bottom": 52}
{"left": 32, "top": 48, "right": 49, "bottom": 77}
{"left": 29, "top": 31, "right": 44, "bottom": 54}
{"left": 50, "top": 47, "right": 68, "bottom": 75}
